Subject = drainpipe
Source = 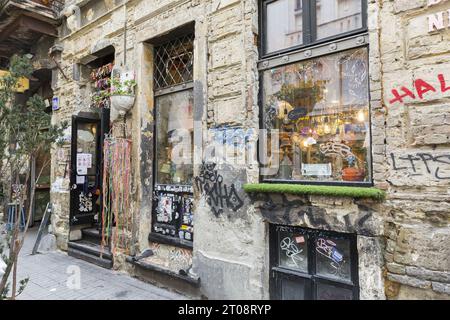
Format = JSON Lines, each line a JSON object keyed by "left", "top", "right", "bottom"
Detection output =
{"left": 123, "top": 2, "right": 127, "bottom": 67}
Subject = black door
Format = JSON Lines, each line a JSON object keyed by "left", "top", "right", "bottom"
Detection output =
{"left": 70, "top": 115, "right": 102, "bottom": 226}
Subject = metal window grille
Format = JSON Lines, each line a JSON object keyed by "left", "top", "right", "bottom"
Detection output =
{"left": 153, "top": 34, "right": 194, "bottom": 90}
{"left": 50, "top": 0, "right": 65, "bottom": 15}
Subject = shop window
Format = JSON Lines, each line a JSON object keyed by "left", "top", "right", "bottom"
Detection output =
{"left": 270, "top": 225, "right": 359, "bottom": 300}
{"left": 259, "top": 0, "right": 370, "bottom": 184}
{"left": 262, "top": 0, "right": 366, "bottom": 56}
{"left": 264, "top": 0, "right": 304, "bottom": 54}
{"left": 315, "top": 0, "right": 363, "bottom": 40}
{"left": 155, "top": 90, "right": 194, "bottom": 185}
{"left": 261, "top": 48, "right": 371, "bottom": 183}
{"left": 151, "top": 31, "right": 195, "bottom": 245}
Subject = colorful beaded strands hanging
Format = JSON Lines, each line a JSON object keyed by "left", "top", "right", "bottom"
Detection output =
{"left": 101, "top": 137, "right": 133, "bottom": 255}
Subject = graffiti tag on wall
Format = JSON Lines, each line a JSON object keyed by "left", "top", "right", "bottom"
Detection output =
{"left": 390, "top": 152, "right": 450, "bottom": 180}
{"left": 252, "top": 193, "right": 375, "bottom": 236}
{"left": 194, "top": 162, "right": 244, "bottom": 217}
{"left": 280, "top": 237, "right": 305, "bottom": 268}
{"left": 316, "top": 238, "right": 346, "bottom": 277}
{"left": 389, "top": 74, "right": 450, "bottom": 105}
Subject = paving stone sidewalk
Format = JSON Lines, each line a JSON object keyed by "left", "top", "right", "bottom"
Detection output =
{"left": 12, "top": 228, "right": 187, "bottom": 300}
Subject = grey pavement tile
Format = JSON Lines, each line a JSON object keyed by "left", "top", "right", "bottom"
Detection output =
{"left": 15, "top": 230, "right": 188, "bottom": 300}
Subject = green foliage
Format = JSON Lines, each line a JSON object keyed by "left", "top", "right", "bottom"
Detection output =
{"left": 90, "top": 78, "right": 136, "bottom": 107}
{"left": 110, "top": 78, "right": 136, "bottom": 96}
{"left": 0, "top": 55, "right": 68, "bottom": 165}
{"left": 0, "top": 230, "right": 10, "bottom": 300}
{"left": 17, "top": 277, "right": 29, "bottom": 296}
{"left": 274, "top": 81, "right": 325, "bottom": 107}
{"left": 9, "top": 55, "right": 33, "bottom": 78}
{"left": 243, "top": 183, "right": 386, "bottom": 200}
{"left": 0, "top": 54, "right": 68, "bottom": 299}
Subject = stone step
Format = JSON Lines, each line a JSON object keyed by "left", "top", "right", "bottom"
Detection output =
{"left": 68, "top": 245, "right": 113, "bottom": 269}
{"left": 81, "top": 227, "right": 102, "bottom": 244}
{"left": 68, "top": 240, "right": 112, "bottom": 260}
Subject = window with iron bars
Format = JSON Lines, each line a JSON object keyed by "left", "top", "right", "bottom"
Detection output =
{"left": 153, "top": 34, "right": 194, "bottom": 91}
{"left": 151, "top": 32, "right": 195, "bottom": 246}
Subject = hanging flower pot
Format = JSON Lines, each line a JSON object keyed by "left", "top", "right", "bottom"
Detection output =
{"left": 110, "top": 94, "right": 135, "bottom": 115}
{"left": 108, "top": 76, "right": 137, "bottom": 121}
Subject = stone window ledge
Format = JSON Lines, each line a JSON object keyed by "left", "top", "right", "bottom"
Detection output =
{"left": 244, "top": 183, "right": 386, "bottom": 201}
{"left": 148, "top": 232, "right": 193, "bottom": 250}
{"left": 125, "top": 256, "right": 200, "bottom": 287}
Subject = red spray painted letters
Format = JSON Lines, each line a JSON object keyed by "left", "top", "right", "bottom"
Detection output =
{"left": 389, "top": 73, "right": 449, "bottom": 105}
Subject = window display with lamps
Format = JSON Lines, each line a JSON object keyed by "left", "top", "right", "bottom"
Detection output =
{"left": 262, "top": 48, "right": 370, "bottom": 183}
{"left": 260, "top": 0, "right": 370, "bottom": 185}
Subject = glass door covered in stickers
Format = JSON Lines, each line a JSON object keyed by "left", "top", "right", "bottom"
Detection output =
{"left": 70, "top": 116, "right": 101, "bottom": 226}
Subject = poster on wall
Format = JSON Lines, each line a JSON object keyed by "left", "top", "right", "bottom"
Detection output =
{"left": 76, "top": 175, "right": 85, "bottom": 184}
{"left": 76, "top": 153, "right": 92, "bottom": 175}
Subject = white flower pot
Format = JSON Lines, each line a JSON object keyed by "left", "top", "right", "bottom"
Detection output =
{"left": 110, "top": 95, "right": 135, "bottom": 120}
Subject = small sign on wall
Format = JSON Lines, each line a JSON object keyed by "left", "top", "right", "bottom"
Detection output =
{"left": 427, "top": 0, "right": 450, "bottom": 32}
{"left": 302, "top": 163, "right": 332, "bottom": 177}
{"left": 52, "top": 97, "right": 60, "bottom": 111}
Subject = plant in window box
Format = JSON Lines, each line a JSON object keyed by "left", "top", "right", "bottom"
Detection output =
{"left": 341, "top": 155, "right": 365, "bottom": 182}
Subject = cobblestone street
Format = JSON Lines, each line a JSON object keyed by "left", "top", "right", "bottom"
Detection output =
{"left": 14, "top": 229, "right": 187, "bottom": 300}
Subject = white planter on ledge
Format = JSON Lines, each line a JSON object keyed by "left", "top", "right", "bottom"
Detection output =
{"left": 110, "top": 94, "right": 135, "bottom": 121}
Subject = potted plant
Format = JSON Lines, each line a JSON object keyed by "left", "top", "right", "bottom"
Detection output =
{"left": 109, "top": 78, "right": 137, "bottom": 116}
{"left": 341, "top": 155, "right": 365, "bottom": 182}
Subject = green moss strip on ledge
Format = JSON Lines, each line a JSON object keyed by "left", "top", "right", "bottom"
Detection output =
{"left": 243, "top": 183, "right": 386, "bottom": 200}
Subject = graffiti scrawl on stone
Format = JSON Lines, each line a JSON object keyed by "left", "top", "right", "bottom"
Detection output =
{"left": 194, "top": 162, "right": 244, "bottom": 217}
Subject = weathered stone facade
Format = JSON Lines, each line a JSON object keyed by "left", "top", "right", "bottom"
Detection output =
{"left": 373, "top": 0, "right": 450, "bottom": 299}
{"left": 48, "top": 0, "right": 449, "bottom": 300}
